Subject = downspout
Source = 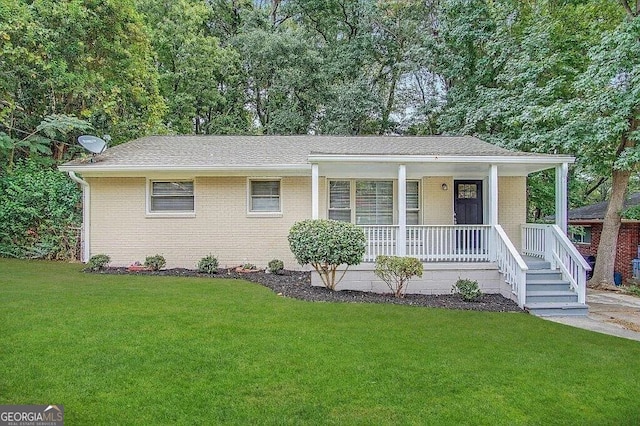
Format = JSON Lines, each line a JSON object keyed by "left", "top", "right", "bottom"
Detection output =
{"left": 68, "top": 172, "right": 90, "bottom": 262}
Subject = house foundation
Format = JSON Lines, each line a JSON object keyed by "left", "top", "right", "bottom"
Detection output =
{"left": 311, "top": 262, "right": 515, "bottom": 301}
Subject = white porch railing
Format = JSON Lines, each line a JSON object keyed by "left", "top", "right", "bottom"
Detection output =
{"left": 407, "top": 225, "right": 491, "bottom": 262}
{"left": 361, "top": 225, "right": 491, "bottom": 262}
{"left": 362, "top": 225, "right": 398, "bottom": 262}
{"left": 494, "top": 225, "right": 528, "bottom": 307}
{"left": 522, "top": 223, "right": 590, "bottom": 304}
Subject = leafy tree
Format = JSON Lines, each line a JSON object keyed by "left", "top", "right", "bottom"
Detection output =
{"left": 428, "top": 0, "right": 636, "bottom": 286}
{"left": 0, "top": 114, "right": 92, "bottom": 172}
{"left": 233, "top": 14, "right": 325, "bottom": 134}
{"left": 569, "top": 9, "right": 640, "bottom": 287}
{"left": 0, "top": 0, "right": 165, "bottom": 151}
{"left": 137, "top": 0, "right": 249, "bottom": 134}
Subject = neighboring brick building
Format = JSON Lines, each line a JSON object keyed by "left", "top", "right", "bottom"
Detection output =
{"left": 568, "top": 193, "right": 640, "bottom": 283}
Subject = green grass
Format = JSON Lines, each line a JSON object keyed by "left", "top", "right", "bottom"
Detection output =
{"left": 1, "top": 259, "right": 640, "bottom": 425}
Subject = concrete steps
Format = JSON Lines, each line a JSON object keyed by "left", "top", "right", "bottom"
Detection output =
{"left": 523, "top": 266, "right": 588, "bottom": 317}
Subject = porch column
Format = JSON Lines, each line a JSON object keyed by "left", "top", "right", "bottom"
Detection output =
{"left": 397, "top": 164, "right": 406, "bottom": 256}
{"left": 311, "top": 163, "right": 319, "bottom": 219}
{"left": 555, "top": 163, "right": 568, "bottom": 233}
{"left": 488, "top": 164, "right": 498, "bottom": 261}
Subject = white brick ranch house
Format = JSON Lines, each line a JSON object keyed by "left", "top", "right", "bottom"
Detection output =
{"left": 59, "top": 135, "right": 590, "bottom": 315}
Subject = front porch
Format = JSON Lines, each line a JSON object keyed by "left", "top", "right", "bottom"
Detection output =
{"left": 306, "top": 143, "right": 589, "bottom": 314}
{"left": 313, "top": 223, "right": 591, "bottom": 314}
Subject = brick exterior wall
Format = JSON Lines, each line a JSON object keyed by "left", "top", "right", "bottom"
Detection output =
{"left": 87, "top": 176, "right": 314, "bottom": 269}
{"left": 574, "top": 222, "right": 640, "bottom": 282}
{"left": 498, "top": 176, "right": 526, "bottom": 250}
{"left": 86, "top": 174, "right": 527, "bottom": 270}
{"left": 424, "top": 177, "right": 454, "bottom": 224}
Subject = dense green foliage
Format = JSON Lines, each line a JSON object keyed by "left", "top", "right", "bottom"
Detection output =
{"left": 1, "top": 0, "right": 165, "bottom": 148}
{"left": 1, "top": 1, "right": 638, "bottom": 280}
{"left": 288, "top": 219, "right": 366, "bottom": 290}
{"left": 374, "top": 255, "right": 423, "bottom": 298}
{"left": 2, "top": 259, "right": 640, "bottom": 424}
{"left": 0, "top": 161, "right": 81, "bottom": 259}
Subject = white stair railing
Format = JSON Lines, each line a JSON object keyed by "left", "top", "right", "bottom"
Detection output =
{"left": 548, "top": 225, "right": 589, "bottom": 304}
{"left": 494, "top": 225, "right": 529, "bottom": 308}
{"left": 521, "top": 223, "right": 547, "bottom": 259}
{"left": 522, "top": 224, "right": 590, "bottom": 304}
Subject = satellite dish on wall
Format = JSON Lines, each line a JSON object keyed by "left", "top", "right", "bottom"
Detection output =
{"left": 78, "top": 135, "right": 108, "bottom": 154}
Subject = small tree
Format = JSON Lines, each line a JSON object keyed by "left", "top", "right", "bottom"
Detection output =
{"left": 374, "top": 255, "right": 423, "bottom": 298}
{"left": 288, "top": 219, "right": 366, "bottom": 290}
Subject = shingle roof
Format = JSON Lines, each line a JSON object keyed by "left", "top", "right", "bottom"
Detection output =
{"left": 60, "top": 135, "right": 569, "bottom": 170}
{"left": 568, "top": 193, "right": 640, "bottom": 221}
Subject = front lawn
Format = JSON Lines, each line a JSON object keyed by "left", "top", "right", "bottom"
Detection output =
{"left": 1, "top": 259, "right": 639, "bottom": 424}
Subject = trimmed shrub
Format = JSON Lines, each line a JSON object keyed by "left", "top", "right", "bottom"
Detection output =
{"left": 288, "top": 219, "right": 366, "bottom": 290}
{"left": 198, "top": 254, "right": 219, "bottom": 274}
{"left": 268, "top": 259, "right": 284, "bottom": 275}
{"left": 452, "top": 278, "right": 482, "bottom": 301}
{"left": 85, "top": 254, "right": 110, "bottom": 272}
{"left": 374, "top": 255, "right": 423, "bottom": 298}
{"left": 144, "top": 254, "right": 166, "bottom": 271}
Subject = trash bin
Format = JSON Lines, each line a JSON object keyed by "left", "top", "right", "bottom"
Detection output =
{"left": 614, "top": 272, "right": 622, "bottom": 286}
{"left": 584, "top": 255, "right": 596, "bottom": 280}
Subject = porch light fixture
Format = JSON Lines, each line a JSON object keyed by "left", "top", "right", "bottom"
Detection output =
{"left": 441, "top": 183, "right": 448, "bottom": 191}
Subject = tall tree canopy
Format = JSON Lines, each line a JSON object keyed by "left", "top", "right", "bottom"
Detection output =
{"left": 0, "top": 0, "right": 166, "bottom": 151}
{"left": 1, "top": 0, "right": 639, "bottom": 279}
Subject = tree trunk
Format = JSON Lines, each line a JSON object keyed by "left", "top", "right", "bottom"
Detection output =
{"left": 589, "top": 168, "right": 631, "bottom": 288}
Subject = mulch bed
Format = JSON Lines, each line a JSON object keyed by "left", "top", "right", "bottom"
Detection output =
{"left": 95, "top": 267, "right": 523, "bottom": 313}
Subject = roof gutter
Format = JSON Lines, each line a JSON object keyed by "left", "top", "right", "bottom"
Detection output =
{"left": 68, "top": 172, "right": 90, "bottom": 263}
{"left": 57, "top": 164, "right": 311, "bottom": 173}
{"left": 307, "top": 154, "right": 576, "bottom": 164}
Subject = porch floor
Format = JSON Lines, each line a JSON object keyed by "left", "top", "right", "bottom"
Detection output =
{"left": 522, "top": 255, "right": 550, "bottom": 270}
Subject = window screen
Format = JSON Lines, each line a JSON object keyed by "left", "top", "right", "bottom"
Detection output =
{"left": 150, "top": 181, "right": 194, "bottom": 212}
{"left": 250, "top": 180, "right": 281, "bottom": 212}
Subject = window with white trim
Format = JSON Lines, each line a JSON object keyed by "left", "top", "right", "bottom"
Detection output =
{"left": 356, "top": 181, "right": 393, "bottom": 225}
{"left": 328, "top": 180, "right": 351, "bottom": 221}
{"left": 249, "top": 179, "right": 281, "bottom": 213}
{"left": 328, "top": 180, "right": 420, "bottom": 225}
{"left": 406, "top": 180, "right": 420, "bottom": 225}
{"left": 569, "top": 226, "right": 592, "bottom": 245}
{"left": 149, "top": 181, "right": 194, "bottom": 213}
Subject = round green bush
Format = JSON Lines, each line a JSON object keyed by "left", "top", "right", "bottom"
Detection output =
{"left": 198, "top": 254, "right": 219, "bottom": 274}
{"left": 288, "top": 219, "right": 366, "bottom": 290}
{"left": 144, "top": 254, "right": 166, "bottom": 271}
{"left": 268, "top": 259, "right": 284, "bottom": 275}
{"left": 452, "top": 278, "right": 482, "bottom": 301}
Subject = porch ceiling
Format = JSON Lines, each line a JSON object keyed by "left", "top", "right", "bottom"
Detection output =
{"left": 317, "top": 161, "right": 558, "bottom": 178}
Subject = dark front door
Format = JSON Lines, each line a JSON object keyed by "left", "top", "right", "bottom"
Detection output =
{"left": 454, "top": 180, "right": 483, "bottom": 253}
{"left": 454, "top": 180, "right": 483, "bottom": 225}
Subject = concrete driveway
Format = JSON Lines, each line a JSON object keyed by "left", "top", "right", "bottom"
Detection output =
{"left": 545, "top": 289, "right": 640, "bottom": 341}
